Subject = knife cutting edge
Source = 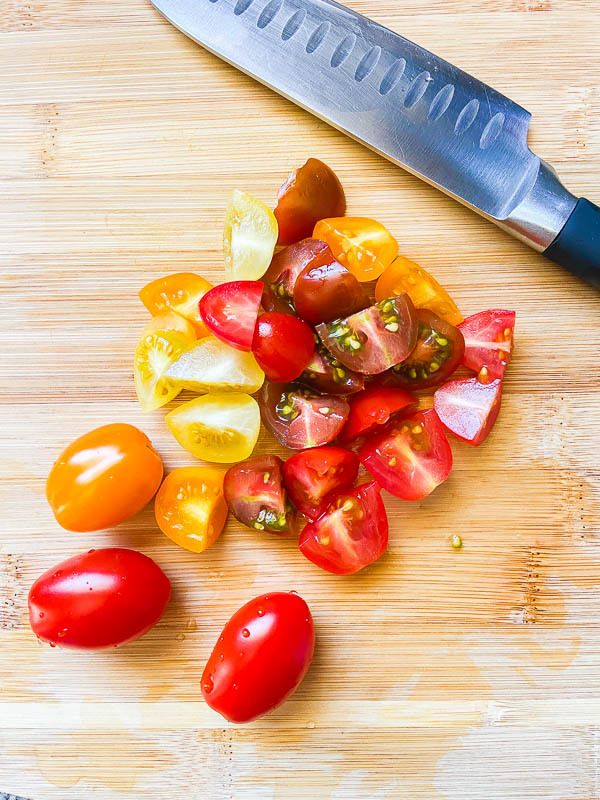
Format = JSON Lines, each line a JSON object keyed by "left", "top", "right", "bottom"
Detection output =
{"left": 150, "top": 0, "right": 600, "bottom": 289}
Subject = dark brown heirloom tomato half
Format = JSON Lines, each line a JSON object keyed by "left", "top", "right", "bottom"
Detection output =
{"left": 298, "top": 342, "right": 365, "bottom": 396}
{"left": 316, "top": 294, "right": 418, "bottom": 375}
{"left": 259, "top": 381, "right": 349, "bottom": 450}
{"left": 274, "top": 158, "right": 346, "bottom": 246}
{"left": 262, "top": 238, "right": 330, "bottom": 315}
{"left": 384, "top": 308, "right": 464, "bottom": 390}
{"left": 224, "top": 455, "right": 296, "bottom": 534}
{"left": 293, "top": 251, "right": 370, "bottom": 326}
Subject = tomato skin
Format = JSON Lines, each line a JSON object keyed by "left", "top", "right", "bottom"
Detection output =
{"left": 293, "top": 252, "right": 369, "bottom": 326}
{"left": 199, "top": 281, "right": 263, "bottom": 352}
{"left": 298, "top": 343, "right": 365, "bottom": 396}
{"left": 298, "top": 482, "right": 388, "bottom": 575}
{"left": 434, "top": 377, "right": 502, "bottom": 446}
{"left": 28, "top": 548, "right": 170, "bottom": 650}
{"left": 458, "top": 310, "right": 515, "bottom": 381}
{"left": 360, "top": 409, "right": 452, "bottom": 501}
{"left": 252, "top": 312, "right": 315, "bottom": 383}
{"left": 224, "top": 455, "right": 296, "bottom": 534}
{"left": 275, "top": 158, "right": 346, "bottom": 246}
{"left": 260, "top": 382, "right": 349, "bottom": 450}
{"left": 46, "top": 424, "right": 163, "bottom": 532}
{"left": 262, "top": 238, "right": 331, "bottom": 315}
{"left": 383, "top": 309, "right": 464, "bottom": 390}
{"left": 202, "top": 592, "right": 315, "bottom": 723}
{"left": 282, "top": 446, "right": 359, "bottom": 520}
{"left": 313, "top": 217, "right": 398, "bottom": 282}
{"left": 338, "top": 385, "right": 417, "bottom": 444}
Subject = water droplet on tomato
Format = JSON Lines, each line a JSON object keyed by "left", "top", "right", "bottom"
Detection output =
{"left": 241, "top": 628, "right": 250, "bottom": 638}
{"left": 57, "top": 628, "right": 68, "bottom": 638}
{"left": 121, "top": 576, "right": 127, "bottom": 581}
{"left": 219, "top": 636, "right": 224, "bottom": 643}
{"left": 289, "top": 589, "right": 298, "bottom": 595}
{"left": 238, "top": 652, "right": 244, "bottom": 658}
{"left": 88, "top": 549, "right": 96, "bottom": 554}
{"left": 232, "top": 683, "right": 239, "bottom": 691}
{"left": 202, "top": 677, "right": 214, "bottom": 694}
{"left": 219, "top": 653, "right": 224, "bottom": 661}
{"left": 257, "top": 608, "right": 264, "bottom": 616}
{"left": 53, "top": 571, "right": 62, "bottom": 578}
{"left": 49, "top": 642, "right": 56, "bottom": 648}
{"left": 264, "top": 595, "right": 270, "bottom": 601}
{"left": 39, "top": 612, "right": 45, "bottom": 619}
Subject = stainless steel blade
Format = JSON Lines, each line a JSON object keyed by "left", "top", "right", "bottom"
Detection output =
{"left": 150, "top": 0, "right": 577, "bottom": 250}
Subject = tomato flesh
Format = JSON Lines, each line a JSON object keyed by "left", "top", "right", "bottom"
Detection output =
{"left": 338, "top": 385, "right": 417, "bottom": 444}
{"left": 434, "top": 377, "right": 502, "bottom": 446}
{"left": 252, "top": 312, "right": 315, "bottom": 383}
{"left": 28, "top": 548, "right": 170, "bottom": 650}
{"left": 293, "top": 252, "right": 369, "bottom": 326}
{"left": 262, "top": 238, "right": 330, "bottom": 315}
{"left": 298, "top": 482, "right": 388, "bottom": 575}
{"left": 298, "top": 343, "right": 365, "bottom": 396}
{"left": 317, "top": 295, "right": 418, "bottom": 375}
{"left": 384, "top": 308, "right": 464, "bottom": 390}
{"left": 138, "top": 272, "right": 213, "bottom": 335}
{"left": 164, "top": 337, "right": 264, "bottom": 394}
{"left": 458, "top": 309, "right": 515, "bottom": 381}
{"left": 199, "top": 280, "right": 263, "bottom": 351}
{"left": 259, "top": 382, "right": 349, "bottom": 450}
{"left": 224, "top": 455, "right": 296, "bottom": 534}
{"left": 46, "top": 424, "right": 163, "bottom": 533}
{"left": 282, "top": 446, "right": 359, "bottom": 520}
{"left": 360, "top": 409, "right": 452, "bottom": 501}
{"left": 141, "top": 310, "right": 197, "bottom": 343}
{"left": 313, "top": 217, "right": 398, "bottom": 282}
{"left": 134, "top": 330, "right": 188, "bottom": 411}
{"left": 202, "top": 592, "right": 315, "bottom": 723}
{"left": 224, "top": 189, "right": 278, "bottom": 281}
{"left": 275, "top": 158, "right": 346, "bottom": 246}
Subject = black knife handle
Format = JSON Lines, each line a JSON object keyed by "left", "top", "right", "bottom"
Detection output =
{"left": 544, "top": 197, "right": 600, "bottom": 289}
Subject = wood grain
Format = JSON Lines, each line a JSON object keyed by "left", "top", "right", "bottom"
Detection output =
{"left": 1, "top": 1, "right": 600, "bottom": 799}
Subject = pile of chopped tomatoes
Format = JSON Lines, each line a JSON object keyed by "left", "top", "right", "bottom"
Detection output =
{"left": 33, "top": 158, "right": 515, "bottom": 724}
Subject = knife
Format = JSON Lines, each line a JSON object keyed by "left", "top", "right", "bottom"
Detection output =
{"left": 150, "top": 0, "right": 600, "bottom": 289}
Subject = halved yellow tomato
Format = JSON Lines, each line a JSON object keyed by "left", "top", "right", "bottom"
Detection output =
{"left": 134, "top": 330, "right": 188, "bottom": 411}
{"left": 141, "top": 310, "right": 197, "bottom": 343}
{"left": 223, "top": 189, "right": 278, "bottom": 280}
{"left": 155, "top": 467, "right": 228, "bottom": 553}
{"left": 164, "top": 336, "right": 264, "bottom": 394}
{"left": 375, "top": 256, "right": 463, "bottom": 326}
{"left": 138, "top": 273, "right": 213, "bottom": 335}
{"left": 166, "top": 393, "right": 260, "bottom": 463}
{"left": 313, "top": 217, "right": 398, "bottom": 281}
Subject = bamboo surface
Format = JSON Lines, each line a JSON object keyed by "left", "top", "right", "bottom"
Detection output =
{"left": 1, "top": 1, "right": 600, "bottom": 798}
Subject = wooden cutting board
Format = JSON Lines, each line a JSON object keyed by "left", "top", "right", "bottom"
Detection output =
{"left": 1, "top": 1, "right": 600, "bottom": 798}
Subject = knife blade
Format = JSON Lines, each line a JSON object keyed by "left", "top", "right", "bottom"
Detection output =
{"left": 150, "top": 0, "right": 600, "bottom": 288}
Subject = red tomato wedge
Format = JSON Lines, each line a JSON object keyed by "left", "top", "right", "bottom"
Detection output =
{"left": 262, "top": 238, "right": 330, "bottom": 315}
{"left": 224, "top": 455, "right": 296, "bottom": 534}
{"left": 202, "top": 592, "right": 315, "bottom": 723}
{"left": 198, "top": 280, "right": 263, "bottom": 352}
{"left": 252, "top": 312, "right": 315, "bottom": 382}
{"left": 338, "top": 385, "right": 417, "bottom": 444}
{"left": 259, "top": 382, "right": 349, "bottom": 450}
{"left": 282, "top": 446, "right": 359, "bottom": 520}
{"left": 458, "top": 309, "right": 515, "bottom": 381}
{"left": 298, "top": 482, "right": 388, "bottom": 575}
{"left": 434, "top": 377, "right": 502, "bottom": 446}
{"left": 359, "top": 409, "right": 452, "bottom": 501}
{"left": 293, "top": 251, "right": 369, "bottom": 326}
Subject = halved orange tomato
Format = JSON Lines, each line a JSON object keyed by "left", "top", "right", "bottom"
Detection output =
{"left": 139, "top": 273, "right": 213, "bottom": 335}
{"left": 313, "top": 217, "right": 398, "bottom": 282}
{"left": 141, "top": 310, "right": 197, "bottom": 343}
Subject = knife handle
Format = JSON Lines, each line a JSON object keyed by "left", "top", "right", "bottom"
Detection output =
{"left": 544, "top": 198, "right": 600, "bottom": 289}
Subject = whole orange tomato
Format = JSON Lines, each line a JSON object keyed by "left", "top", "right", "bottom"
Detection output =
{"left": 46, "top": 424, "right": 163, "bottom": 532}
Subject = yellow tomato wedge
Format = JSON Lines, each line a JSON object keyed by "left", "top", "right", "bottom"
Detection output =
{"left": 313, "top": 216, "right": 398, "bottom": 281}
{"left": 166, "top": 393, "right": 260, "bottom": 463}
{"left": 155, "top": 467, "right": 228, "bottom": 553}
{"left": 141, "top": 310, "right": 197, "bottom": 343}
{"left": 164, "top": 336, "right": 264, "bottom": 394}
{"left": 138, "top": 272, "right": 213, "bottom": 335}
{"left": 134, "top": 330, "right": 188, "bottom": 411}
{"left": 223, "top": 189, "right": 278, "bottom": 280}
{"left": 375, "top": 256, "right": 463, "bottom": 326}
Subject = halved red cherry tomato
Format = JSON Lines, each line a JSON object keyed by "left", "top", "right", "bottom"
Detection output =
{"left": 293, "top": 252, "right": 369, "bottom": 326}
{"left": 434, "top": 377, "right": 502, "bottom": 446}
{"left": 383, "top": 309, "right": 464, "bottom": 390}
{"left": 282, "top": 446, "right": 359, "bottom": 520}
{"left": 313, "top": 217, "right": 398, "bottom": 282}
{"left": 360, "top": 409, "right": 452, "bottom": 501}
{"left": 298, "top": 482, "right": 388, "bottom": 575}
{"left": 262, "top": 238, "right": 330, "bottom": 315}
{"left": 316, "top": 295, "right": 417, "bottom": 375}
{"left": 202, "top": 591, "right": 315, "bottom": 723}
{"left": 199, "top": 280, "right": 263, "bottom": 351}
{"left": 338, "top": 385, "right": 417, "bottom": 444}
{"left": 275, "top": 158, "right": 346, "bottom": 246}
{"left": 252, "top": 312, "right": 315, "bottom": 383}
{"left": 224, "top": 455, "right": 296, "bottom": 534}
{"left": 28, "top": 548, "right": 170, "bottom": 650}
{"left": 458, "top": 309, "right": 515, "bottom": 381}
{"left": 259, "top": 382, "right": 349, "bottom": 450}
{"left": 298, "top": 343, "right": 365, "bottom": 396}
